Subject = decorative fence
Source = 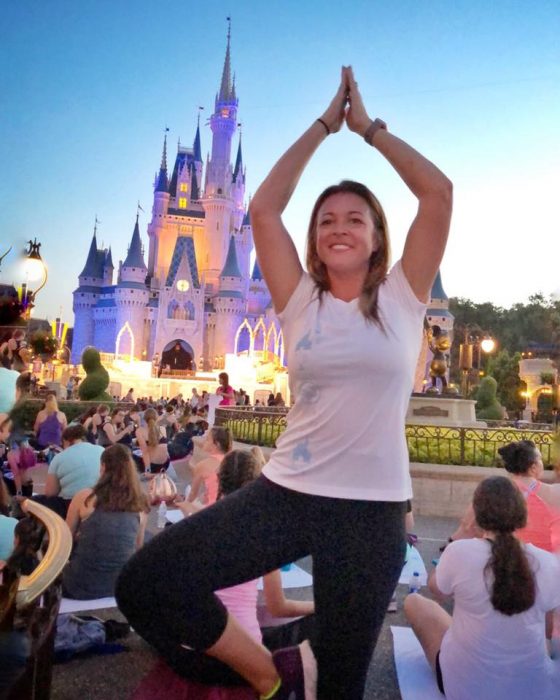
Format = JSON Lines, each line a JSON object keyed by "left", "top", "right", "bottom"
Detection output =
{"left": 215, "top": 407, "right": 558, "bottom": 468}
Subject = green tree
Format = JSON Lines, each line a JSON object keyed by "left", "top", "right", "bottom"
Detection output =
{"left": 486, "top": 350, "right": 525, "bottom": 413}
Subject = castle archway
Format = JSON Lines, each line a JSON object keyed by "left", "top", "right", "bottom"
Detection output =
{"left": 160, "top": 339, "right": 195, "bottom": 373}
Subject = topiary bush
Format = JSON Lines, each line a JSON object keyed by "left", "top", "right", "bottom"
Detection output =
{"left": 476, "top": 376, "right": 505, "bottom": 420}
{"left": 78, "top": 346, "right": 111, "bottom": 401}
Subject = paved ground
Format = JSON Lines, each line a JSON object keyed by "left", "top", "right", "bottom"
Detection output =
{"left": 27, "top": 460, "right": 458, "bottom": 698}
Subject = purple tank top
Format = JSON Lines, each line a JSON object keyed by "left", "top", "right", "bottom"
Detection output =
{"left": 38, "top": 413, "right": 62, "bottom": 447}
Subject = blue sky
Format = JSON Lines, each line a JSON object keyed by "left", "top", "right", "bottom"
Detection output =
{"left": 1, "top": 0, "right": 559, "bottom": 322}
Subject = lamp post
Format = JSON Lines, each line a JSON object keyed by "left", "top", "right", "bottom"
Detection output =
{"left": 21, "top": 238, "right": 48, "bottom": 320}
{"left": 458, "top": 326, "right": 496, "bottom": 397}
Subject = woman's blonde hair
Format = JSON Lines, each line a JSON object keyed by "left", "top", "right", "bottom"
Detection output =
{"left": 87, "top": 444, "right": 149, "bottom": 513}
{"left": 143, "top": 408, "right": 160, "bottom": 448}
{"left": 306, "top": 180, "right": 391, "bottom": 327}
{"left": 44, "top": 394, "right": 59, "bottom": 415}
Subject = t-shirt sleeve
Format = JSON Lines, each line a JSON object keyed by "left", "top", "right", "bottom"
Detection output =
{"left": 47, "top": 454, "right": 60, "bottom": 476}
{"left": 385, "top": 259, "right": 428, "bottom": 318}
{"left": 435, "top": 541, "right": 458, "bottom": 596}
{"left": 530, "top": 547, "right": 560, "bottom": 610}
{"left": 276, "top": 272, "right": 316, "bottom": 325}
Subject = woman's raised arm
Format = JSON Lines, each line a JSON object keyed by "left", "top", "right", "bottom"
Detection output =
{"left": 345, "top": 67, "right": 452, "bottom": 302}
{"left": 250, "top": 69, "right": 348, "bottom": 313}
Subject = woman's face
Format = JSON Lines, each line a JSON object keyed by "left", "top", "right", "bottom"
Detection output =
{"left": 113, "top": 411, "right": 125, "bottom": 426}
{"left": 315, "top": 192, "right": 378, "bottom": 276}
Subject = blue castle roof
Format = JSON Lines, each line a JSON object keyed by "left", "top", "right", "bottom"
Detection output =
{"left": 431, "top": 270, "right": 448, "bottom": 301}
{"left": 251, "top": 258, "right": 263, "bottom": 281}
{"left": 193, "top": 122, "right": 202, "bottom": 163}
{"left": 79, "top": 233, "right": 105, "bottom": 279}
{"left": 155, "top": 134, "right": 169, "bottom": 193}
{"left": 165, "top": 236, "right": 200, "bottom": 288}
{"left": 233, "top": 139, "right": 243, "bottom": 183}
{"left": 122, "top": 217, "right": 147, "bottom": 269}
{"left": 215, "top": 290, "right": 243, "bottom": 299}
{"left": 220, "top": 236, "right": 242, "bottom": 278}
{"left": 242, "top": 208, "right": 250, "bottom": 226}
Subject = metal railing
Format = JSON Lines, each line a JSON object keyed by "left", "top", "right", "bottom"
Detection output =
{"left": 215, "top": 407, "right": 558, "bottom": 468}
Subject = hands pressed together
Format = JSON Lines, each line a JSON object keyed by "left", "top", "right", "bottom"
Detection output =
{"left": 320, "top": 66, "right": 377, "bottom": 138}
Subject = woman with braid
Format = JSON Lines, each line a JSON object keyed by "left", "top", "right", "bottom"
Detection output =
{"left": 117, "top": 66, "right": 452, "bottom": 699}
{"left": 405, "top": 477, "right": 560, "bottom": 700}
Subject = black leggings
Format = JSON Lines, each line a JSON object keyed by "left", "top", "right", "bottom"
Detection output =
{"left": 116, "top": 476, "right": 406, "bottom": 700}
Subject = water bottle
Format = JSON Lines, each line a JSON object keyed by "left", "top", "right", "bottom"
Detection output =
{"left": 408, "top": 571, "right": 421, "bottom": 594}
{"left": 157, "top": 501, "right": 167, "bottom": 528}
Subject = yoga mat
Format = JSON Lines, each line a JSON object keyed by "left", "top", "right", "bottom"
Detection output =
{"left": 60, "top": 596, "right": 117, "bottom": 614}
{"left": 399, "top": 546, "right": 428, "bottom": 586}
{"left": 257, "top": 564, "right": 313, "bottom": 590}
{"left": 391, "top": 626, "right": 442, "bottom": 700}
{"left": 165, "top": 509, "right": 184, "bottom": 524}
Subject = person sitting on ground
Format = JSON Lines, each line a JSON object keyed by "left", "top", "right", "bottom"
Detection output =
{"left": 72, "top": 405, "right": 97, "bottom": 429}
{"left": 98, "top": 407, "right": 135, "bottom": 447}
{"left": 274, "top": 393, "right": 285, "bottom": 407}
{"left": 449, "top": 440, "right": 560, "bottom": 553}
{"left": 157, "top": 404, "right": 179, "bottom": 440}
{"left": 86, "top": 404, "right": 109, "bottom": 445}
{"left": 0, "top": 479, "right": 17, "bottom": 565}
{"left": 187, "top": 427, "right": 232, "bottom": 506}
{"left": 140, "top": 449, "right": 315, "bottom": 691}
{"left": 190, "top": 388, "right": 200, "bottom": 412}
{"left": 63, "top": 444, "right": 149, "bottom": 599}
{"left": 33, "top": 394, "right": 67, "bottom": 450}
{"left": 136, "top": 407, "right": 170, "bottom": 474}
{"left": 0, "top": 330, "right": 26, "bottom": 372}
{"left": 34, "top": 424, "right": 103, "bottom": 518}
{"left": 405, "top": 476, "right": 560, "bottom": 700}
{"left": 267, "top": 393, "right": 276, "bottom": 407}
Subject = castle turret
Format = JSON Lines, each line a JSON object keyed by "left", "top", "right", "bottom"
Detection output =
{"left": 205, "top": 24, "right": 238, "bottom": 189}
{"left": 200, "top": 24, "right": 239, "bottom": 289}
{"left": 71, "top": 224, "right": 105, "bottom": 363}
{"left": 148, "top": 133, "right": 171, "bottom": 276}
{"left": 213, "top": 236, "right": 245, "bottom": 357}
{"left": 426, "top": 270, "right": 454, "bottom": 335}
{"left": 115, "top": 215, "right": 149, "bottom": 359}
{"left": 248, "top": 255, "right": 270, "bottom": 315}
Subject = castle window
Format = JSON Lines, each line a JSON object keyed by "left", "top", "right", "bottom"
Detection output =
{"left": 179, "top": 197, "right": 187, "bottom": 209}
{"left": 179, "top": 183, "right": 188, "bottom": 192}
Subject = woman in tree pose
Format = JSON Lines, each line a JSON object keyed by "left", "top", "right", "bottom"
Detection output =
{"left": 117, "top": 66, "right": 452, "bottom": 699}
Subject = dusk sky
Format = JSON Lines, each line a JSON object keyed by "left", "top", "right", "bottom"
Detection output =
{"left": 1, "top": 0, "right": 559, "bottom": 323}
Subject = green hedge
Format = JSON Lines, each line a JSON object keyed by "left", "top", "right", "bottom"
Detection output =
{"left": 9, "top": 399, "right": 132, "bottom": 431}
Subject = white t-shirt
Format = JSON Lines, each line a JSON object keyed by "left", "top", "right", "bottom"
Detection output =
{"left": 436, "top": 538, "right": 560, "bottom": 700}
{"left": 262, "top": 260, "right": 426, "bottom": 501}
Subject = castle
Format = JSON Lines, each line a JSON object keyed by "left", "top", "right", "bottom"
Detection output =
{"left": 71, "top": 30, "right": 276, "bottom": 370}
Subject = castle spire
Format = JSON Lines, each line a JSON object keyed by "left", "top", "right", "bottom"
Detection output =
{"left": 218, "top": 18, "right": 233, "bottom": 102}
{"left": 193, "top": 111, "right": 202, "bottom": 163}
{"left": 123, "top": 214, "right": 147, "bottom": 269}
{"left": 220, "top": 236, "right": 242, "bottom": 279}
{"left": 156, "top": 129, "right": 169, "bottom": 192}
{"left": 79, "top": 218, "right": 102, "bottom": 278}
{"left": 232, "top": 134, "right": 243, "bottom": 182}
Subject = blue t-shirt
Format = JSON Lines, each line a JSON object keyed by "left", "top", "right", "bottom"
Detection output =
{"left": 0, "top": 367, "right": 18, "bottom": 413}
{"left": 48, "top": 442, "right": 103, "bottom": 499}
{"left": 0, "top": 514, "right": 18, "bottom": 561}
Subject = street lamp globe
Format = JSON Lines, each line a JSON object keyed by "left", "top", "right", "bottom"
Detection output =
{"left": 481, "top": 337, "right": 496, "bottom": 354}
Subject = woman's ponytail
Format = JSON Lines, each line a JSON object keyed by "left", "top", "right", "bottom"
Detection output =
{"left": 473, "top": 476, "right": 536, "bottom": 616}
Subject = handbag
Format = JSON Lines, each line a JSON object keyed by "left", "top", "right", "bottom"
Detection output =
{"left": 148, "top": 469, "right": 177, "bottom": 505}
